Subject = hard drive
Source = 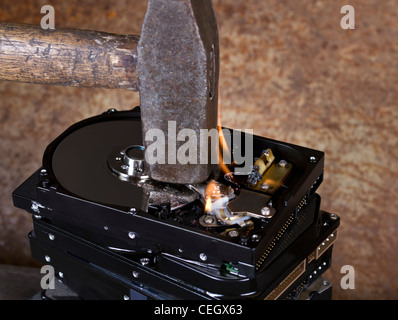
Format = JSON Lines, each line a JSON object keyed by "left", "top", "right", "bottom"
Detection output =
{"left": 28, "top": 196, "right": 339, "bottom": 300}
{"left": 13, "top": 108, "right": 328, "bottom": 279}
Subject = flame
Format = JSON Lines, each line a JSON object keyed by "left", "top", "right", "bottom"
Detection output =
{"left": 204, "top": 180, "right": 222, "bottom": 213}
{"left": 204, "top": 101, "right": 233, "bottom": 214}
{"left": 218, "top": 126, "right": 231, "bottom": 175}
{"left": 217, "top": 100, "right": 231, "bottom": 175}
{"left": 205, "top": 195, "right": 213, "bottom": 213}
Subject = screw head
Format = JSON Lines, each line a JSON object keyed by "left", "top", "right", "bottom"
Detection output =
{"left": 251, "top": 234, "right": 260, "bottom": 242}
{"left": 228, "top": 230, "right": 240, "bottom": 238}
{"left": 48, "top": 234, "right": 55, "bottom": 241}
{"left": 261, "top": 207, "right": 271, "bottom": 216}
{"left": 261, "top": 183, "right": 270, "bottom": 190}
{"left": 132, "top": 271, "right": 139, "bottom": 278}
{"left": 199, "top": 253, "right": 208, "bottom": 262}
{"left": 45, "top": 255, "right": 51, "bottom": 263}
{"left": 279, "top": 160, "right": 288, "bottom": 167}
{"left": 204, "top": 216, "right": 215, "bottom": 224}
{"left": 140, "top": 258, "right": 150, "bottom": 266}
{"left": 128, "top": 232, "right": 136, "bottom": 239}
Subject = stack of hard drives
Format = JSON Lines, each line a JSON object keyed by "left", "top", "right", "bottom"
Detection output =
{"left": 13, "top": 108, "right": 340, "bottom": 300}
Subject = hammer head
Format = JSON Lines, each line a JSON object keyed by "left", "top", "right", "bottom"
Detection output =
{"left": 138, "top": 0, "right": 220, "bottom": 185}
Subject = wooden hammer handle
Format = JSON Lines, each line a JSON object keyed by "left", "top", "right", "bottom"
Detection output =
{"left": 0, "top": 22, "right": 139, "bottom": 91}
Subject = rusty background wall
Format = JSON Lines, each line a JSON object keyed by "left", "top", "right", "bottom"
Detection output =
{"left": 0, "top": 0, "right": 397, "bottom": 300}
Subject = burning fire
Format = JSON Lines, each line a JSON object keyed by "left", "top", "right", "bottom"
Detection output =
{"left": 205, "top": 194, "right": 213, "bottom": 213}
{"left": 204, "top": 180, "right": 220, "bottom": 213}
{"left": 217, "top": 99, "right": 232, "bottom": 176}
{"left": 218, "top": 126, "right": 231, "bottom": 176}
{"left": 205, "top": 102, "right": 232, "bottom": 214}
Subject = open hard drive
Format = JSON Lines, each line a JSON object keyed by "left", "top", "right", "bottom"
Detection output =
{"left": 13, "top": 108, "right": 339, "bottom": 300}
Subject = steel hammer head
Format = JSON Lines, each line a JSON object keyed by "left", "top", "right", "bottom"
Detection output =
{"left": 138, "top": 0, "right": 220, "bottom": 185}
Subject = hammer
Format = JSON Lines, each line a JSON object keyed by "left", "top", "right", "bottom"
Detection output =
{"left": 0, "top": 0, "right": 220, "bottom": 185}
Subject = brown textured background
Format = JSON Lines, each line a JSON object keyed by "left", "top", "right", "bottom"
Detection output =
{"left": 0, "top": 0, "right": 397, "bottom": 300}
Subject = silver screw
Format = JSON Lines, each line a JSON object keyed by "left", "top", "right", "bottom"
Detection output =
{"left": 204, "top": 216, "right": 215, "bottom": 224}
{"left": 279, "top": 160, "right": 288, "bottom": 167}
{"left": 330, "top": 214, "right": 338, "bottom": 221}
{"left": 48, "top": 234, "right": 55, "bottom": 241}
{"left": 199, "top": 253, "right": 208, "bottom": 262}
{"left": 58, "top": 272, "right": 64, "bottom": 279}
{"left": 140, "top": 258, "right": 150, "bottom": 266}
{"left": 228, "top": 230, "right": 239, "bottom": 238}
{"left": 123, "top": 295, "right": 130, "bottom": 300}
{"left": 128, "top": 232, "right": 136, "bottom": 240}
{"left": 261, "top": 207, "right": 271, "bottom": 216}
{"left": 252, "top": 234, "right": 260, "bottom": 242}
{"left": 132, "top": 271, "right": 139, "bottom": 278}
{"left": 261, "top": 183, "right": 270, "bottom": 190}
{"left": 45, "top": 255, "right": 51, "bottom": 263}
{"left": 310, "top": 156, "right": 317, "bottom": 162}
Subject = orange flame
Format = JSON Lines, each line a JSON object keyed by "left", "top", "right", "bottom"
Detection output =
{"left": 218, "top": 126, "right": 231, "bottom": 175}
{"left": 217, "top": 100, "right": 231, "bottom": 175}
{"left": 205, "top": 195, "right": 213, "bottom": 213}
{"left": 204, "top": 180, "right": 221, "bottom": 213}
{"left": 205, "top": 101, "right": 232, "bottom": 213}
